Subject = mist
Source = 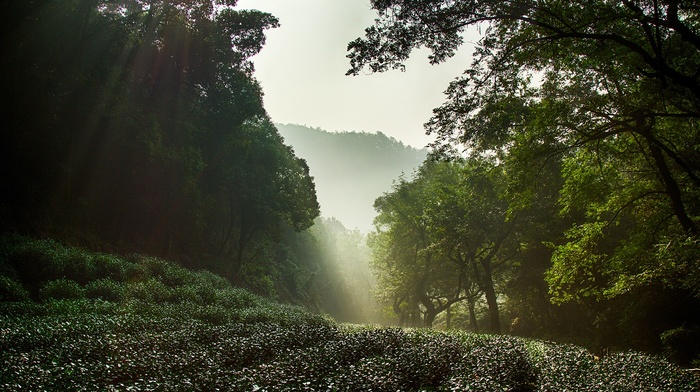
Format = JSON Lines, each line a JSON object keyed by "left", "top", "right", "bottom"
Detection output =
{"left": 276, "top": 123, "right": 428, "bottom": 233}
{"left": 275, "top": 123, "right": 427, "bottom": 323}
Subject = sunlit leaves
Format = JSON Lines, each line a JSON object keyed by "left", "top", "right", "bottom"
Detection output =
{"left": 547, "top": 222, "right": 610, "bottom": 305}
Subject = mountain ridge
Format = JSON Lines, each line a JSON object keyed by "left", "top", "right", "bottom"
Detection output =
{"left": 276, "top": 123, "right": 428, "bottom": 232}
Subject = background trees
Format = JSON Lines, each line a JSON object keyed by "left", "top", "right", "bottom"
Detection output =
{"left": 0, "top": 0, "right": 320, "bottom": 295}
{"left": 370, "top": 159, "right": 522, "bottom": 333}
{"left": 353, "top": 0, "right": 700, "bottom": 362}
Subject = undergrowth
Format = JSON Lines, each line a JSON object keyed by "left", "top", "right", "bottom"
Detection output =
{"left": 0, "top": 234, "right": 697, "bottom": 391}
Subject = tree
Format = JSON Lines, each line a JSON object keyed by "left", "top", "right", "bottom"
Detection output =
{"left": 428, "top": 158, "right": 522, "bottom": 333}
{"left": 347, "top": 0, "right": 699, "bottom": 237}
{"left": 350, "top": 0, "right": 700, "bottom": 354}
{"left": 348, "top": 0, "right": 700, "bottom": 316}
{"left": 369, "top": 171, "right": 434, "bottom": 327}
{"left": 1, "top": 0, "right": 321, "bottom": 288}
{"left": 369, "top": 158, "right": 520, "bottom": 332}
{"left": 201, "top": 117, "right": 320, "bottom": 275}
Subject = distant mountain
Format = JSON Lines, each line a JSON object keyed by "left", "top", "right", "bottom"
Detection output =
{"left": 276, "top": 124, "right": 428, "bottom": 233}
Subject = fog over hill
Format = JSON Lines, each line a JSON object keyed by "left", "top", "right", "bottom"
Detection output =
{"left": 277, "top": 124, "right": 428, "bottom": 232}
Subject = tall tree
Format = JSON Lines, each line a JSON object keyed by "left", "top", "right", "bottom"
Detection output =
{"left": 350, "top": 0, "right": 700, "bottom": 354}
{"left": 1, "top": 0, "right": 320, "bottom": 285}
{"left": 370, "top": 158, "right": 519, "bottom": 332}
{"left": 347, "top": 0, "right": 699, "bottom": 237}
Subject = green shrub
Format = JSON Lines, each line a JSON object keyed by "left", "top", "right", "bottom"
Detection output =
{"left": 124, "top": 262, "right": 148, "bottom": 283}
{"left": 139, "top": 256, "right": 169, "bottom": 279}
{"left": 194, "top": 305, "right": 230, "bottom": 325}
{"left": 0, "top": 257, "right": 20, "bottom": 281}
{"left": 194, "top": 270, "right": 231, "bottom": 290}
{"left": 92, "top": 254, "right": 129, "bottom": 282}
{"left": 7, "top": 237, "right": 68, "bottom": 286}
{"left": 61, "top": 248, "right": 97, "bottom": 285}
{"left": 661, "top": 325, "right": 700, "bottom": 366}
{"left": 161, "top": 263, "right": 195, "bottom": 287}
{"left": 41, "top": 298, "right": 118, "bottom": 315}
{"left": 593, "top": 351, "right": 699, "bottom": 391}
{"left": 530, "top": 342, "right": 596, "bottom": 390}
{"left": 215, "top": 286, "right": 265, "bottom": 309}
{"left": 192, "top": 283, "right": 217, "bottom": 305}
{"left": 170, "top": 285, "right": 203, "bottom": 304}
{"left": 40, "top": 279, "right": 84, "bottom": 301}
{"left": 0, "top": 275, "right": 30, "bottom": 301}
{"left": 446, "top": 335, "right": 537, "bottom": 391}
{"left": 241, "top": 263, "right": 277, "bottom": 298}
{"left": 85, "top": 278, "right": 125, "bottom": 302}
{"left": 125, "top": 279, "right": 172, "bottom": 303}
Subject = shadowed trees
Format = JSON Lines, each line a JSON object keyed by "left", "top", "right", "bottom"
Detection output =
{"left": 1, "top": 0, "right": 318, "bottom": 283}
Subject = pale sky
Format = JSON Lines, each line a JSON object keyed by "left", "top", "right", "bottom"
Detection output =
{"left": 236, "top": 0, "right": 476, "bottom": 149}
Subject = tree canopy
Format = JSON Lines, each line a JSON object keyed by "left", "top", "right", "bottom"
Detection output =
{"left": 354, "top": 0, "right": 700, "bottom": 361}
{"left": 1, "top": 0, "right": 319, "bottom": 285}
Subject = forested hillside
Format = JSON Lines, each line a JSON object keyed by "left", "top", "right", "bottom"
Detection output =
{"left": 1, "top": 0, "right": 316, "bottom": 275}
{"left": 0, "top": 0, "right": 376, "bottom": 320}
{"left": 276, "top": 124, "right": 427, "bottom": 232}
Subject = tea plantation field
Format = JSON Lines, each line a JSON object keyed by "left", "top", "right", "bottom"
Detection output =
{"left": 1, "top": 235, "right": 697, "bottom": 391}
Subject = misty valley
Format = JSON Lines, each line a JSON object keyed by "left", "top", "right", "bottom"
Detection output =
{"left": 2, "top": 0, "right": 700, "bottom": 391}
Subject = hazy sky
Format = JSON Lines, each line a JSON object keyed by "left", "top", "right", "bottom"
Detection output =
{"left": 236, "top": 0, "right": 475, "bottom": 149}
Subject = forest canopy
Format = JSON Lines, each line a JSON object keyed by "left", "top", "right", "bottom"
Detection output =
{"left": 352, "top": 0, "right": 700, "bottom": 362}
{"left": 0, "top": 0, "right": 320, "bottom": 284}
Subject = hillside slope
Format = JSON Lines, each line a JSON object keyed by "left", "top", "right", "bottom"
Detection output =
{"left": 277, "top": 124, "right": 428, "bottom": 232}
{"left": 0, "top": 235, "right": 697, "bottom": 391}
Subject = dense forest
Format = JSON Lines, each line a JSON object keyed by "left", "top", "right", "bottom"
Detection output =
{"left": 1, "top": 0, "right": 700, "bottom": 378}
{"left": 351, "top": 0, "right": 700, "bottom": 364}
{"left": 0, "top": 0, "right": 376, "bottom": 321}
{"left": 276, "top": 123, "right": 427, "bottom": 232}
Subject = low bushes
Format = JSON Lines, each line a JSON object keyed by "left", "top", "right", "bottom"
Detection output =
{"left": 85, "top": 278, "right": 125, "bottom": 302}
{"left": 2, "top": 316, "right": 695, "bottom": 391}
{"left": 0, "top": 234, "right": 697, "bottom": 391}
{"left": 40, "top": 278, "right": 84, "bottom": 301}
{"left": 0, "top": 275, "right": 29, "bottom": 302}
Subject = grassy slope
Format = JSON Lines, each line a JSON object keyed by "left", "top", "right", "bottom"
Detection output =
{"left": 1, "top": 235, "right": 697, "bottom": 391}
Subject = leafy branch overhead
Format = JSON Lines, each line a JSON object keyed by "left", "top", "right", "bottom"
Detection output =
{"left": 355, "top": 0, "right": 700, "bottom": 358}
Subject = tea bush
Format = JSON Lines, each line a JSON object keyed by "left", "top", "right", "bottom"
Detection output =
{"left": 0, "top": 275, "right": 29, "bottom": 302}
{"left": 194, "top": 269, "right": 232, "bottom": 290}
{"left": 125, "top": 278, "right": 172, "bottom": 303}
{"left": 1, "top": 234, "right": 697, "bottom": 391}
{"left": 40, "top": 279, "right": 85, "bottom": 301}
{"left": 531, "top": 341, "right": 597, "bottom": 390}
{"left": 85, "top": 278, "right": 125, "bottom": 302}
{"left": 591, "top": 351, "right": 698, "bottom": 392}
{"left": 91, "top": 254, "right": 129, "bottom": 281}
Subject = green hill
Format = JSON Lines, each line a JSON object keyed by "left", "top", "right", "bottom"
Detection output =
{"left": 276, "top": 124, "right": 428, "bottom": 232}
{"left": 1, "top": 235, "right": 697, "bottom": 391}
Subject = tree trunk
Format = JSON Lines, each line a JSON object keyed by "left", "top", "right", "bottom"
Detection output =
{"left": 424, "top": 310, "right": 437, "bottom": 327}
{"left": 467, "top": 295, "right": 479, "bottom": 333}
{"left": 636, "top": 115, "right": 697, "bottom": 235}
{"left": 481, "top": 260, "right": 501, "bottom": 334}
{"left": 446, "top": 304, "right": 452, "bottom": 330}
{"left": 647, "top": 139, "right": 697, "bottom": 235}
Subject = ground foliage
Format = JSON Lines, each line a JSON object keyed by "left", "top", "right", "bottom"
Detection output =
{"left": 1, "top": 312, "right": 697, "bottom": 391}
{"left": 1, "top": 235, "right": 697, "bottom": 391}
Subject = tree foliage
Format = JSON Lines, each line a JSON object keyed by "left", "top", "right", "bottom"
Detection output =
{"left": 1, "top": 0, "right": 319, "bottom": 286}
{"left": 370, "top": 159, "right": 520, "bottom": 333}
{"left": 352, "top": 0, "right": 700, "bottom": 361}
